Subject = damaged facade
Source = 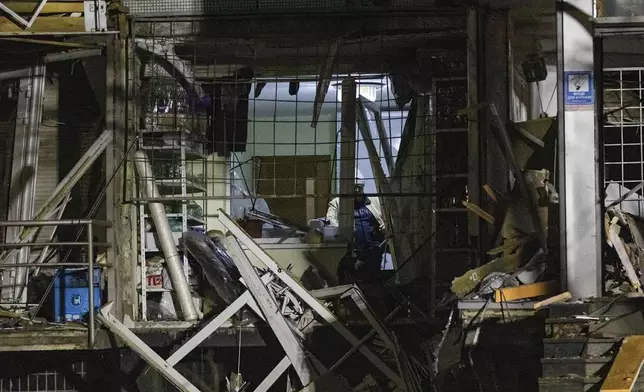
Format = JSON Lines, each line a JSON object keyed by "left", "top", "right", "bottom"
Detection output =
{"left": 2, "top": 0, "right": 644, "bottom": 392}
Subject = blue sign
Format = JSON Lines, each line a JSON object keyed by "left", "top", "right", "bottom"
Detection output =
{"left": 565, "top": 71, "right": 594, "bottom": 106}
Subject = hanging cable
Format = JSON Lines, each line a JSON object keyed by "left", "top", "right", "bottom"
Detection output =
{"left": 237, "top": 327, "right": 242, "bottom": 374}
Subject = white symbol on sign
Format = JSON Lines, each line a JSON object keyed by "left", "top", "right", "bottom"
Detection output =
{"left": 569, "top": 74, "right": 589, "bottom": 93}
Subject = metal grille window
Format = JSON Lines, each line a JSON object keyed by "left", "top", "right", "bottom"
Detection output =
{"left": 127, "top": 14, "right": 469, "bottom": 319}
{"left": 0, "top": 362, "right": 85, "bottom": 392}
{"left": 603, "top": 68, "right": 644, "bottom": 214}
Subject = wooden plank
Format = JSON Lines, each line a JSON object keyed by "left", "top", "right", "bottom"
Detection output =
{"left": 339, "top": 78, "right": 356, "bottom": 232}
{"left": 0, "top": 36, "right": 94, "bottom": 47}
{"left": 0, "top": 16, "right": 84, "bottom": 33}
{"left": 601, "top": 335, "right": 644, "bottom": 392}
{"left": 305, "top": 178, "right": 315, "bottom": 222}
{"left": 1, "top": 2, "right": 84, "bottom": 13}
{"left": 494, "top": 280, "right": 557, "bottom": 302}
{"left": 463, "top": 200, "right": 495, "bottom": 224}
{"left": 532, "top": 292, "right": 572, "bottom": 310}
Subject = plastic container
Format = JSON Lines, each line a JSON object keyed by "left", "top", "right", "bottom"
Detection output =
{"left": 53, "top": 268, "right": 102, "bottom": 323}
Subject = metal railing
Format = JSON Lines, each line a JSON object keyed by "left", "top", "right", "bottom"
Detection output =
{"left": 0, "top": 219, "right": 112, "bottom": 348}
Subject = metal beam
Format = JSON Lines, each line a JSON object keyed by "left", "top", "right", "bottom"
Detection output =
{"left": 217, "top": 210, "right": 405, "bottom": 389}
{"left": 0, "top": 130, "right": 113, "bottom": 265}
{"left": 311, "top": 40, "right": 337, "bottom": 128}
{"left": 222, "top": 236, "right": 314, "bottom": 386}
{"left": 44, "top": 48, "right": 103, "bottom": 63}
{"left": 97, "top": 303, "right": 201, "bottom": 392}
{"left": 0, "top": 48, "right": 102, "bottom": 81}
{"left": 166, "top": 274, "right": 272, "bottom": 366}
{"left": 594, "top": 16, "right": 644, "bottom": 37}
{"left": 254, "top": 356, "right": 291, "bottom": 392}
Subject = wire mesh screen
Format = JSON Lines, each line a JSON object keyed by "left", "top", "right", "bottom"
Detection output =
{"left": 127, "top": 13, "right": 468, "bottom": 319}
{"left": 603, "top": 68, "right": 644, "bottom": 215}
{"left": 123, "top": 0, "right": 439, "bottom": 17}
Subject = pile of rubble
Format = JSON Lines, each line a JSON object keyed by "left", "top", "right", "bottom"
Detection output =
{"left": 447, "top": 112, "right": 568, "bottom": 308}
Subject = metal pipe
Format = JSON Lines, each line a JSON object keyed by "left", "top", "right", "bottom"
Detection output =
{"left": 87, "top": 223, "right": 95, "bottom": 348}
{"left": 133, "top": 150, "right": 198, "bottom": 321}
{"left": 0, "top": 263, "right": 112, "bottom": 269}
{"left": 0, "top": 68, "right": 30, "bottom": 81}
{"left": 327, "top": 305, "right": 402, "bottom": 373}
{"left": 0, "top": 219, "right": 112, "bottom": 227}
{"left": 12, "top": 64, "right": 46, "bottom": 304}
{"left": 0, "top": 242, "right": 111, "bottom": 248}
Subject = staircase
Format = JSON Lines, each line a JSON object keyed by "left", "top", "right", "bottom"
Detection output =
{"left": 539, "top": 298, "right": 644, "bottom": 392}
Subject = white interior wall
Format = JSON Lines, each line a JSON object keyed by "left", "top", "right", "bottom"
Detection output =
{"left": 337, "top": 110, "right": 407, "bottom": 195}
{"left": 190, "top": 156, "right": 229, "bottom": 232}
{"left": 234, "top": 115, "right": 337, "bottom": 194}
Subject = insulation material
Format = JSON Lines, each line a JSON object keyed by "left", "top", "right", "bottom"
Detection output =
{"left": 182, "top": 231, "right": 243, "bottom": 305}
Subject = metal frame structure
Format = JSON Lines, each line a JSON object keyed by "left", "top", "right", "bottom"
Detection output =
{"left": 131, "top": 40, "right": 209, "bottom": 321}
{"left": 99, "top": 209, "right": 412, "bottom": 392}
{"left": 3, "top": 64, "right": 46, "bottom": 304}
{"left": 0, "top": 219, "right": 112, "bottom": 348}
{"left": 591, "top": 15, "right": 644, "bottom": 294}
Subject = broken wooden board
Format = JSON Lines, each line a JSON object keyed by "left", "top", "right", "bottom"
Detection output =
{"left": 0, "top": 16, "right": 85, "bottom": 33}
{"left": 463, "top": 200, "right": 495, "bottom": 224}
{"left": 494, "top": 280, "right": 557, "bottom": 302}
{"left": 532, "top": 292, "right": 572, "bottom": 310}
{"left": 1, "top": 2, "right": 84, "bottom": 13}
{"left": 609, "top": 226, "right": 642, "bottom": 292}
{"left": 601, "top": 335, "right": 644, "bottom": 392}
{"left": 511, "top": 117, "right": 553, "bottom": 170}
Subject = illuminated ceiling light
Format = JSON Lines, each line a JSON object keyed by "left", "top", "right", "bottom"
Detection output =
{"left": 335, "top": 80, "right": 384, "bottom": 103}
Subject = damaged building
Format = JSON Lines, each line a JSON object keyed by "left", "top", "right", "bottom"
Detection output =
{"left": 1, "top": 0, "right": 644, "bottom": 391}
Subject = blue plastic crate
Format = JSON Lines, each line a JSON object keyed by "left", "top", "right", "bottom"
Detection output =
{"left": 54, "top": 268, "right": 102, "bottom": 323}
{"left": 54, "top": 267, "right": 101, "bottom": 288}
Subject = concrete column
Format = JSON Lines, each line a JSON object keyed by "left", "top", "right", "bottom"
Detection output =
{"left": 557, "top": 0, "right": 602, "bottom": 298}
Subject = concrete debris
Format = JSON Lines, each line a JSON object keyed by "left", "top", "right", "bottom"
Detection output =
{"left": 605, "top": 200, "right": 644, "bottom": 294}
{"left": 451, "top": 167, "right": 558, "bottom": 301}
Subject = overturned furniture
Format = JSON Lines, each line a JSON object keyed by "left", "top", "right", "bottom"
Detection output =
{"left": 98, "top": 209, "right": 416, "bottom": 392}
